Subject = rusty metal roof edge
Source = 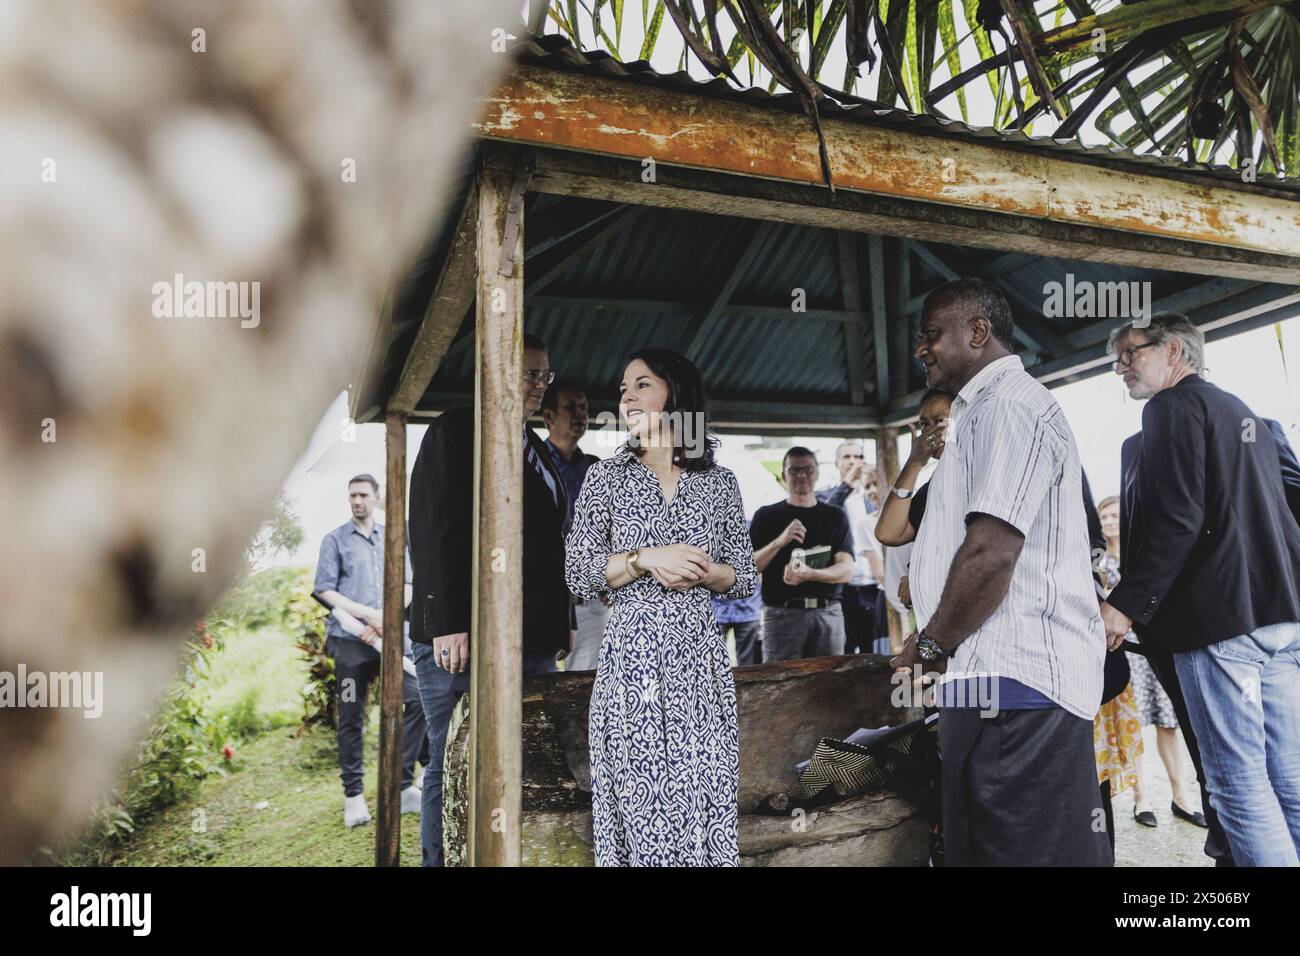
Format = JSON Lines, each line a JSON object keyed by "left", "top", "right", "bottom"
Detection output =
{"left": 511, "top": 33, "right": 1300, "bottom": 198}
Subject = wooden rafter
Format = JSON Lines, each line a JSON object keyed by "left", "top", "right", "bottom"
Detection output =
{"left": 389, "top": 184, "right": 480, "bottom": 415}
{"left": 680, "top": 220, "right": 777, "bottom": 359}
{"left": 836, "top": 232, "right": 868, "bottom": 405}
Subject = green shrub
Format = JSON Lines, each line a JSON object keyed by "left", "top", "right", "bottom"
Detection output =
{"left": 210, "top": 565, "right": 311, "bottom": 634}
{"left": 123, "top": 624, "right": 226, "bottom": 816}
{"left": 66, "top": 622, "right": 226, "bottom": 863}
{"left": 286, "top": 577, "right": 335, "bottom": 732}
{"left": 212, "top": 687, "right": 266, "bottom": 741}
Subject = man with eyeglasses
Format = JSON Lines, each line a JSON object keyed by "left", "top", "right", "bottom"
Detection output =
{"left": 750, "top": 447, "right": 855, "bottom": 661}
{"left": 1100, "top": 313, "right": 1300, "bottom": 867}
{"left": 817, "top": 440, "right": 887, "bottom": 655}
{"left": 407, "top": 332, "right": 576, "bottom": 866}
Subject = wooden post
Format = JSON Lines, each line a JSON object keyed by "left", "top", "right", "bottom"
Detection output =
{"left": 874, "top": 427, "right": 904, "bottom": 654}
{"left": 468, "top": 147, "right": 527, "bottom": 867}
{"left": 376, "top": 410, "right": 408, "bottom": 866}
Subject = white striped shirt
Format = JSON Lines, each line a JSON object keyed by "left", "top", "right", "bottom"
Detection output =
{"left": 910, "top": 355, "right": 1105, "bottom": 719}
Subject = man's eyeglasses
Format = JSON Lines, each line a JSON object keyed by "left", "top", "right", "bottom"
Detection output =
{"left": 1112, "top": 341, "right": 1159, "bottom": 371}
{"left": 523, "top": 368, "right": 556, "bottom": 385}
{"left": 786, "top": 465, "right": 818, "bottom": 477}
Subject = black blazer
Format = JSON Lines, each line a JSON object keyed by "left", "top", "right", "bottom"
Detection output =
{"left": 1266, "top": 418, "right": 1300, "bottom": 527}
{"left": 1109, "top": 376, "right": 1300, "bottom": 653}
{"left": 408, "top": 407, "right": 573, "bottom": 661}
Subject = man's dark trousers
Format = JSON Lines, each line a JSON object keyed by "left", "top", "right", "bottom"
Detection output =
{"left": 329, "top": 636, "right": 427, "bottom": 798}
{"left": 840, "top": 583, "right": 881, "bottom": 655}
{"left": 940, "top": 706, "right": 1112, "bottom": 866}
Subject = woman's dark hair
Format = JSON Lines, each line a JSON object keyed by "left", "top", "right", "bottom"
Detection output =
{"left": 919, "top": 387, "right": 954, "bottom": 409}
{"left": 622, "top": 348, "right": 719, "bottom": 472}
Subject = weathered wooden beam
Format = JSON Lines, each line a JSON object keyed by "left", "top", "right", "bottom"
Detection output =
{"left": 390, "top": 185, "right": 479, "bottom": 415}
{"left": 682, "top": 220, "right": 776, "bottom": 360}
{"left": 525, "top": 149, "right": 1300, "bottom": 285}
{"left": 469, "top": 147, "right": 526, "bottom": 867}
{"left": 479, "top": 65, "right": 1300, "bottom": 259}
{"left": 890, "top": 239, "right": 913, "bottom": 400}
{"left": 867, "top": 235, "right": 891, "bottom": 407}
{"left": 376, "top": 411, "right": 408, "bottom": 866}
{"left": 836, "top": 232, "right": 868, "bottom": 405}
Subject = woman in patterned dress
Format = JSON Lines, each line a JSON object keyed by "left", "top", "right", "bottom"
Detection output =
{"left": 564, "top": 349, "right": 757, "bottom": 866}
{"left": 1097, "top": 497, "right": 1206, "bottom": 830}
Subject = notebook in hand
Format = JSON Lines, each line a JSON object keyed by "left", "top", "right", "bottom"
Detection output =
{"left": 795, "top": 545, "right": 832, "bottom": 569}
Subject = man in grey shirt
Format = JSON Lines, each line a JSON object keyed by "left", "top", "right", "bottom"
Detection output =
{"left": 313, "top": 474, "right": 427, "bottom": 828}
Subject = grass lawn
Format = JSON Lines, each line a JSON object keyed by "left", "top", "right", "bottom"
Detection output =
{"left": 204, "top": 625, "right": 307, "bottom": 738}
{"left": 80, "top": 621, "right": 424, "bottom": 867}
{"left": 99, "top": 716, "right": 423, "bottom": 867}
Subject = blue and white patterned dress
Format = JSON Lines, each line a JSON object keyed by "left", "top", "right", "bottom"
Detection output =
{"left": 565, "top": 446, "right": 757, "bottom": 866}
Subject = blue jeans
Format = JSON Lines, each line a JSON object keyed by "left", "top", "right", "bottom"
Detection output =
{"left": 1174, "top": 621, "right": 1300, "bottom": 867}
{"left": 410, "top": 643, "right": 557, "bottom": 867}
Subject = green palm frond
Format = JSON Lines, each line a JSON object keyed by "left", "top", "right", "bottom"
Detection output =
{"left": 532, "top": 0, "right": 1299, "bottom": 176}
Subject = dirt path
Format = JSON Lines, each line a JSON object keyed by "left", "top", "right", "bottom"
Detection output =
{"left": 1111, "top": 725, "right": 1215, "bottom": 867}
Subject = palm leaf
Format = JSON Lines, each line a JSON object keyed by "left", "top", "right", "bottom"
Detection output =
{"left": 639, "top": 0, "right": 666, "bottom": 61}
{"left": 937, "top": 0, "right": 970, "bottom": 121}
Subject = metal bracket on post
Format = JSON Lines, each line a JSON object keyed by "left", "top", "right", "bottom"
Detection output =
{"left": 497, "top": 154, "right": 534, "bottom": 279}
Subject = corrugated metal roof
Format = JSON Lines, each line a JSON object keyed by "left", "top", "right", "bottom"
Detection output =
{"left": 353, "top": 36, "right": 1300, "bottom": 429}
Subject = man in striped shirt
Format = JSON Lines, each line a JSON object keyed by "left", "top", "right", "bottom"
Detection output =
{"left": 891, "top": 278, "right": 1110, "bottom": 866}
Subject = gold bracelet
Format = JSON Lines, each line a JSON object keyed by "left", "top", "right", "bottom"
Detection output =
{"left": 626, "top": 549, "right": 643, "bottom": 578}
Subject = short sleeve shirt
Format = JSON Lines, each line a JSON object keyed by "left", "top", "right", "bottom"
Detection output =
{"left": 313, "top": 520, "right": 412, "bottom": 643}
{"left": 749, "top": 501, "right": 853, "bottom": 605}
{"left": 909, "top": 355, "right": 1105, "bottom": 719}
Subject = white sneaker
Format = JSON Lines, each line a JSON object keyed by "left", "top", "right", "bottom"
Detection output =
{"left": 401, "top": 785, "right": 422, "bottom": 815}
{"left": 344, "top": 794, "right": 372, "bottom": 828}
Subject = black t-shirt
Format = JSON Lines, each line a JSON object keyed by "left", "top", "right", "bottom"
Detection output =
{"left": 908, "top": 481, "right": 930, "bottom": 530}
{"left": 749, "top": 501, "right": 853, "bottom": 605}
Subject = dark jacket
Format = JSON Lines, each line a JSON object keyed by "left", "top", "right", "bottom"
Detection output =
{"left": 816, "top": 481, "right": 878, "bottom": 513}
{"left": 1266, "top": 418, "right": 1300, "bottom": 528}
{"left": 1081, "top": 466, "right": 1129, "bottom": 703}
{"left": 408, "top": 407, "right": 573, "bottom": 658}
{"left": 1108, "top": 376, "right": 1300, "bottom": 653}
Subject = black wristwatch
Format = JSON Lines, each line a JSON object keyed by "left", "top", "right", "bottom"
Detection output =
{"left": 916, "top": 629, "right": 948, "bottom": 663}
